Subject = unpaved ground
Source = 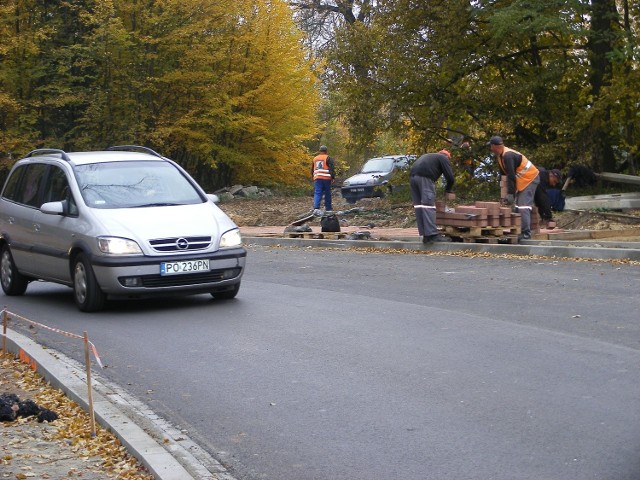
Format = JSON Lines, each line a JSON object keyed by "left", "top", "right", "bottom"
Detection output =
{"left": 1, "top": 353, "right": 153, "bottom": 480}
{"left": 221, "top": 194, "right": 417, "bottom": 228}
{"left": 220, "top": 194, "right": 640, "bottom": 239}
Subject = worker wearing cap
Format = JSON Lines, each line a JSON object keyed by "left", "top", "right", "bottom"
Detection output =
{"left": 488, "top": 136, "right": 540, "bottom": 241}
{"left": 311, "top": 145, "right": 335, "bottom": 212}
{"left": 409, "top": 149, "right": 455, "bottom": 244}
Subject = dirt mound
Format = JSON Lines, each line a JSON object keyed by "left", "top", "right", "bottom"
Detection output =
{"left": 554, "top": 209, "right": 640, "bottom": 230}
{"left": 220, "top": 195, "right": 416, "bottom": 228}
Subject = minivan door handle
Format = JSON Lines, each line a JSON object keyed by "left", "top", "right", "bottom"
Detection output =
{"left": 33, "top": 223, "right": 41, "bottom": 232}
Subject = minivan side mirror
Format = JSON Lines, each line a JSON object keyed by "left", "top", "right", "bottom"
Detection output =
{"left": 40, "top": 201, "right": 65, "bottom": 215}
{"left": 207, "top": 194, "right": 220, "bottom": 204}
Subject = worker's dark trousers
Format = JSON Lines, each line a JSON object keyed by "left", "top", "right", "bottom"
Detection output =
{"left": 410, "top": 175, "right": 437, "bottom": 237}
{"left": 516, "top": 175, "right": 540, "bottom": 235}
{"left": 534, "top": 184, "right": 553, "bottom": 221}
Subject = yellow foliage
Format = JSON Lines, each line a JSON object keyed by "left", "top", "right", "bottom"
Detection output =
{"left": 135, "top": 0, "right": 321, "bottom": 186}
{"left": 0, "top": 0, "right": 320, "bottom": 187}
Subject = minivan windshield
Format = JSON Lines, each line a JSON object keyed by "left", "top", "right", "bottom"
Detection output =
{"left": 360, "top": 158, "right": 395, "bottom": 174}
{"left": 75, "top": 161, "right": 203, "bottom": 209}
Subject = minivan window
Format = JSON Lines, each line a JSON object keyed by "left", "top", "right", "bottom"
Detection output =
{"left": 44, "top": 166, "right": 78, "bottom": 216}
{"left": 22, "top": 164, "right": 48, "bottom": 206}
{"left": 1, "top": 165, "right": 24, "bottom": 201}
{"left": 6, "top": 164, "right": 49, "bottom": 207}
{"left": 74, "top": 161, "right": 203, "bottom": 209}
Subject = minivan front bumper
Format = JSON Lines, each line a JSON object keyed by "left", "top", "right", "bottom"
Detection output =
{"left": 90, "top": 247, "right": 247, "bottom": 296}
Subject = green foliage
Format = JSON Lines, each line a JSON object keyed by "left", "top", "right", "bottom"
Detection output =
{"left": 323, "top": 0, "right": 640, "bottom": 177}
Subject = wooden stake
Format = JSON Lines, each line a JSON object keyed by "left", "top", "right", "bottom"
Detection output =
{"left": 2, "top": 308, "right": 6, "bottom": 354}
{"left": 83, "top": 331, "right": 97, "bottom": 437}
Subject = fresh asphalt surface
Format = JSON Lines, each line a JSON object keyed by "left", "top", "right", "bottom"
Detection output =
{"left": 4, "top": 244, "right": 640, "bottom": 480}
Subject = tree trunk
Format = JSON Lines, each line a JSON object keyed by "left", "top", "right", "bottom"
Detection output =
{"left": 621, "top": 0, "right": 637, "bottom": 175}
{"left": 587, "top": 0, "right": 618, "bottom": 172}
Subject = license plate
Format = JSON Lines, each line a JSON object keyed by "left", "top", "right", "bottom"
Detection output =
{"left": 351, "top": 188, "right": 365, "bottom": 192}
{"left": 160, "top": 259, "right": 210, "bottom": 276}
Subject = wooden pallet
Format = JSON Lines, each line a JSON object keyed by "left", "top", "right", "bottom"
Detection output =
{"left": 444, "top": 225, "right": 521, "bottom": 237}
{"left": 284, "top": 231, "right": 347, "bottom": 240}
{"left": 459, "top": 235, "right": 520, "bottom": 244}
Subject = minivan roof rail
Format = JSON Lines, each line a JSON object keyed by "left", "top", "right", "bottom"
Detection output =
{"left": 25, "top": 149, "right": 71, "bottom": 162}
{"left": 107, "top": 145, "right": 164, "bottom": 159}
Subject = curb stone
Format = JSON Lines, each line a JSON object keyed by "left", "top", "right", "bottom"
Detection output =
{"left": 243, "top": 235, "right": 640, "bottom": 261}
{"left": 3, "top": 327, "right": 237, "bottom": 480}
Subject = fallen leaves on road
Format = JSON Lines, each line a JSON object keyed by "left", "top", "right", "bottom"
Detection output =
{"left": 255, "top": 244, "right": 640, "bottom": 266}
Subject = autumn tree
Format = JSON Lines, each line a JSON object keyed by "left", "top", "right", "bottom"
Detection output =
{"left": 316, "top": 0, "right": 639, "bottom": 174}
{"left": 0, "top": 0, "right": 320, "bottom": 188}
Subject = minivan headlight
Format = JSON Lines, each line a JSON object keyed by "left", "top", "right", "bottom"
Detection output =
{"left": 98, "top": 237, "right": 143, "bottom": 255}
{"left": 220, "top": 228, "right": 242, "bottom": 248}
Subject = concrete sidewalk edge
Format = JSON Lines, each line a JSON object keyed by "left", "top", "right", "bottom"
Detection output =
{"left": 3, "top": 327, "right": 236, "bottom": 480}
{"left": 243, "top": 236, "right": 640, "bottom": 261}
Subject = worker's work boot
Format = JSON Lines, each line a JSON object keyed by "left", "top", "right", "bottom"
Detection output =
{"left": 517, "top": 232, "right": 531, "bottom": 242}
{"left": 432, "top": 235, "right": 452, "bottom": 243}
{"left": 424, "top": 234, "right": 451, "bottom": 244}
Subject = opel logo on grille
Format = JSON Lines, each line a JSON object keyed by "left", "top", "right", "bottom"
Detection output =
{"left": 176, "top": 238, "right": 189, "bottom": 250}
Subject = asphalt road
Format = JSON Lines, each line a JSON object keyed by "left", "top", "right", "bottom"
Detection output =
{"left": 4, "top": 245, "right": 640, "bottom": 480}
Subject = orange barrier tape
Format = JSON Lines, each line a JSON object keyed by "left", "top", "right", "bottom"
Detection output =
{"left": 2, "top": 308, "right": 104, "bottom": 369}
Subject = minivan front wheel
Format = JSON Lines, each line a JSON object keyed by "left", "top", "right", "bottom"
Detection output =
{"left": 0, "top": 245, "right": 28, "bottom": 296}
{"left": 211, "top": 282, "right": 240, "bottom": 300}
{"left": 73, "top": 254, "right": 106, "bottom": 312}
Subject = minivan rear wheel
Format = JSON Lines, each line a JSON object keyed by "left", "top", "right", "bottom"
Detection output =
{"left": 73, "top": 253, "right": 106, "bottom": 312}
{"left": 0, "top": 245, "right": 29, "bottom": 296}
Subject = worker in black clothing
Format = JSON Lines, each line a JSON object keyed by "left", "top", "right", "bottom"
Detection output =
{"left": 534, "top": 168, "right": 562, "bottom": 227}
{"left": 410, "top": 150, "right": 455, "bottom": 244}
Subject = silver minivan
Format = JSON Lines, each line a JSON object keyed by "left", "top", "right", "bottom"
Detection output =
{"left": 0, "top": 146, "right": 246, "bottom": 311}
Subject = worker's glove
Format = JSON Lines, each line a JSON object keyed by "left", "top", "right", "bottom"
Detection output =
{"left": 505, "top": 194, "right": 514, "bottom": 205}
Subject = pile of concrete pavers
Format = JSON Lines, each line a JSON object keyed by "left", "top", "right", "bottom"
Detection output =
{"left": 436, "top": 201, "right": 539, "bottom": 233}
{"left": 436, "top": 178, "right": 542, "bottom": 241}
{"left": 435, "top": 202, "right": 536, "bottom": 242}
{"left": 436, "top": 201, "right": 521, "bottom": 230}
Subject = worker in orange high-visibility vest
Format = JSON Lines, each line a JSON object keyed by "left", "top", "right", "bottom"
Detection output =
{"left": 311, "top": 145, "right": 335, "bottom": 212}
{"left": 488, "top": 136, "right": 540, "bottom": 241}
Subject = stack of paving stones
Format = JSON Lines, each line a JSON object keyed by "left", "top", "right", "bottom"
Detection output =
{"left": 436, "top": 183, "right": 540, "bottom": 243}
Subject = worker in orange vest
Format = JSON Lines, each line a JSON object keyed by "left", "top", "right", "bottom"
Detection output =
{"left": 311, "top": 145, "right": 335, "bottom": 213}
{"left": 488, "top": 136, "right": 540, "bottom": 241}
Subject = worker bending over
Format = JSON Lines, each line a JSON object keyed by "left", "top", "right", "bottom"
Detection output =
{"left": 488, "top": 136, "right": 540, "bottom": 241}
{"left": 410, "top": 149, "right": 455, "bottom": 244}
